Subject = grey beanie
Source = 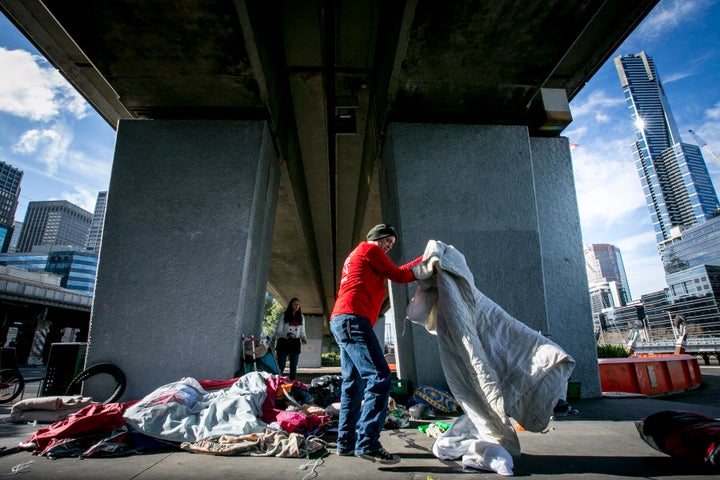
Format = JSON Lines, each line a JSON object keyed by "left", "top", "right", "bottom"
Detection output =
{"left": 366, "top": 224, "right": 397, "bottom": 241}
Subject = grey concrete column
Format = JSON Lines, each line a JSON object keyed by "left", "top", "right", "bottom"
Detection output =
{"left": 531, "top": 137, "right": 601, "bottom": 397}
{"left": 382, "top": 123, "right": 599, "bottom": 398}
{"left": 86, "top": 120, "right": 279, "bottom": 401}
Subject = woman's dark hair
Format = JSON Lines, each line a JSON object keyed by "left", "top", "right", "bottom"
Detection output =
{"left": 283, "top": 297, "right": 303, "bottom": 324}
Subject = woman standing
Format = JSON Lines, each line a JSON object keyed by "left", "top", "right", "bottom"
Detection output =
{"left": 275, "top": 297, "right": 307, "bottom": 380}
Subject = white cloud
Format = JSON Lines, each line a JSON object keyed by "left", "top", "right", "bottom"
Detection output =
{"left": 706, "top": 102, "right": 720, "bottom": 121}
{"left": 568, "top": 89, "right": 623, "bottom": 121}
{"left": 64, "top": 149, "right": 112, "bottom": 183}
{"left": 613, "top": 230, "right": 657, "bottom": 255}
{"left": 12, "top": 123, "right": 72, "bottom": 176}
{"left": 690, "top": 102, "right": 720, "bottom": 178}
{"left": 10, "top": 122, "right": 111, "bottom": 189}
{"left": 595, "top": 112, "right": 611, "bottom": 123}
{"left": 572, "top": 139, "right": 646, "bottom": 228}
{"left": 62, "top": 185, "right": 98, "bottom": 213}
{"left": 663, "top": 70, "right": 693, "bottom": 84}
{"left": 623, "top": 251, "right": 668, "bottom": 299}
{"left": 635, "top": 0, "right": 709, "bottom": 41}
{"left": 0, "top": 47, "right": 89, "bottom": 121}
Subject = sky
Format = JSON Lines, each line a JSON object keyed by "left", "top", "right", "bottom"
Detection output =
{"left": 0, "top": 14, "right": 116, "bottom": 220}
{"left": 1, "top": 1, "right": 719, "bottom": 299}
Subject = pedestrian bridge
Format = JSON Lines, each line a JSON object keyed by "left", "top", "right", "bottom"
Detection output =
{"left": 632, "top": 338, "right": 720, "bottom": 363}
{"left": 0, "top": 266, "right": 92, "bottom": 365}
{"left": 0, "top": 266, "right": 92, "bottom": 312}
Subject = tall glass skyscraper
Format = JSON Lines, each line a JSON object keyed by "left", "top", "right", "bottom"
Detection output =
{"left": 85, "top": 191, "right": 107, "bottom": 252}
{"left": 584, "top": 243, "right": 632, "bottom": 305}
{"left": 615, "top": 52, "right": 719, "bottom": 244}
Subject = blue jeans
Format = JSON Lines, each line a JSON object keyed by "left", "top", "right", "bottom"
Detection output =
{"left": 330, "top": 314, "right": 392, "bottom": 455}
{"left": 276, "top": 351, "right": 299, "bottom": 380}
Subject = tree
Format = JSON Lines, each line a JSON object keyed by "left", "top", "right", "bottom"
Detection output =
{"left": 263, "top": 293, "right": 284, "bottom": 336}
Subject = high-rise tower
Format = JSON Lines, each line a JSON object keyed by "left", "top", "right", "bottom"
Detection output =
{"left": 584, "top": 243, "right": 632, "bottom": 305}
{"left": 0, "top": 161, "right": 23, "bottom": 226}
{"left": 0, "top": 161, "right": 23, "bottom": 252}
{"left": 86, "top": 191, "right": 108, "bottom": 252}
{"left": 615, "top": 51, "right": 719, "bottom": 244}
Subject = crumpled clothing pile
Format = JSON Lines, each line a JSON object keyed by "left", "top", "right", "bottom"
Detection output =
{"left": 180, "top": 428, "right": 325, "bottom": 457}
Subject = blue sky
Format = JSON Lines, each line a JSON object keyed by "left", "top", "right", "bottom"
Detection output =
{"left": 0, "top": 15, "right": 116, "bottom": 220}
{"left": 1, "top": 0, "right": 719, "bottom": 299}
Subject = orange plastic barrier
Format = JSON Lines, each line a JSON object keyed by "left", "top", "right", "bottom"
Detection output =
{"left": 598, "top": 354, "right": 702, "bottom": 396}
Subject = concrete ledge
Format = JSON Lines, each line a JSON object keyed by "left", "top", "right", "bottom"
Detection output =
{"left": 598, "top": 354, "right": 702, "bottom": 397}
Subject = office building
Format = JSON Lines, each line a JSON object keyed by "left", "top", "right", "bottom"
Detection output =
{"left": 86, "top": 191, "right": 107, "bottom": 252}
{"left": 585, "top": 243, "right": 632, "bottom": 339}
{"left": 7, "top": 221, "right": 22, "bottom": 253}
{"left": 615, "top": 52, "right": 719, "bottom": 244}
{"left": 0, "top": 162, "right": 23, "bottom": 252}
{"left": 584, "top": 243, "right": 631, "bottom": 305}
{"left": 640, "top": 289, "right": 672, "bottom": 340}
{"left": 0, "top": 247, "right": 99, "bottom": 295}
{"left": 0, "top": 161, "right": 23, "bottom": 226}
{"left": 15, "top": 200, "right": 92, "bottom": 253}
{"left": 660, "top": 214, "right": 720, "bottom": 275}
{"left": 662, "top": 264, "right": 720, "bottom": 339}
{"left": 46, "top": 250, "right": 99, "bottom": 295}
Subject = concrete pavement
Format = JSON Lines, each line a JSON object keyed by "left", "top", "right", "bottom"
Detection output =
{"left": 1, "top": 365, "right": 719, "bottom": 479}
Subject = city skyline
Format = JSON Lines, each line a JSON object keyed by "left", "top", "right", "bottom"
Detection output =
{"left": 1, "top": 0, "right": 719, "bottom": 299}
{"left": 566, "top": 0, "right": 720, "bottom": 298}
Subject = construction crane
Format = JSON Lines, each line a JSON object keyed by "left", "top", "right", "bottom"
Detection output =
{"left": 688, "top": 129, "right": 720, "bottom": 167}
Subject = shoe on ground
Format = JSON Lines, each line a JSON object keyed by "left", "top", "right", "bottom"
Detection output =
{"left": 336, "top": 449, "right": 354, "bottom": 456}
{"left": 357, "top": 447, "right": 400, "bottom": 464}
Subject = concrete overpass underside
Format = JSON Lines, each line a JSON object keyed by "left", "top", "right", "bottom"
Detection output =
{"left": 1, "top": 0, "right": 659, "bottom": 399}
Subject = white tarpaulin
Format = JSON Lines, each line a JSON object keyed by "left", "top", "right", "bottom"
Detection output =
{"left": 408, "top": 240, "right": 575, "bottom": 473}
{"left": 123, "top": 372, "right": 270, "bottom": 443}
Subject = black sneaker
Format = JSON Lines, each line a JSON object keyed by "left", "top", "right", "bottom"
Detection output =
{"left": 336, "top": 449, "right": 354, "bottom": 457}
{"left": 358, "top": 447, "right": 400, "bottom": 464}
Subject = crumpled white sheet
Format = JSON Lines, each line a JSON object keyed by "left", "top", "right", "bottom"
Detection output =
{"left": 432, "top": 414, "right": 514, "bottom": 476}
{"left": 123, "top": 372, "right": 270, "bottom": 443}
{"left": 408, "top": 240, "right": 575, "bottom": 474}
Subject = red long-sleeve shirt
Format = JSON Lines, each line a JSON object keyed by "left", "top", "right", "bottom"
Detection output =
{"left": 331, "top": 242, "right": 422, "bottom": 326}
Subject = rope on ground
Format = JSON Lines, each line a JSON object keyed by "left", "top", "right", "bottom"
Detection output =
{"left": 297, "top": 435, "right": 330, "bottom": 480}
{"left": 298, "top": 454, "right": 326, "bottom": 480}
{"left": 1, "top": 460, "right": 33, "bottom": 476}
{"left": 390, "top": 430, "right": 433, "bottom": 453}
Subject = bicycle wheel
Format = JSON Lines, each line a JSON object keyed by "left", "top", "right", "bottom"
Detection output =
{"left": 65, "top": 363, "right": 126, "bottom": 404}
{"left": 0, "top": 368, "right": 24, "bottom": 404}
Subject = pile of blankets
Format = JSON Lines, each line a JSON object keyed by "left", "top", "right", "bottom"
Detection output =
{"left": 17, "top": 372, "right": 329, "bottom": 459}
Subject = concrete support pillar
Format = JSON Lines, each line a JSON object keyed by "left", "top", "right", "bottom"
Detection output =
{"left": 86, "top": 120, "right": 279, "bottom": 400}
{"left": 382, "top": 123, "right": 600, "bottom": 398}
{"left": 531, "top": 137, "right": 601, "bottom": 398}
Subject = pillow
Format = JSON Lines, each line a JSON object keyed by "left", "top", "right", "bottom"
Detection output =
{"left": 408, "top": 385, "right": 458, "bottom": 413}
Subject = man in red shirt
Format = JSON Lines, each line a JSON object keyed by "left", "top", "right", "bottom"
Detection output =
{"left": 330, "top": 224, "right": 422, "bottom": 464}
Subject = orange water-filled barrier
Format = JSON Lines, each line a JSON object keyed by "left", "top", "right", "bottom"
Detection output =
{"left": 598, "top": 354, "right": 702, "bottom": 396}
